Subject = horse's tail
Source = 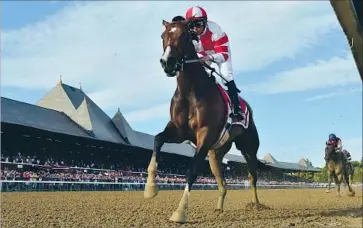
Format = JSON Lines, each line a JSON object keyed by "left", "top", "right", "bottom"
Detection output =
{"left": 257, "top": 160, "right": 272, "bottom": 171}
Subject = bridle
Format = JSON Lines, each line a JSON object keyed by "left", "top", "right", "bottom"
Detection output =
{"left": 161, "top": 24, "right": 232, "bottom": 85}
{"left": 162, "top": 30, "right": 201, "bottom": 74}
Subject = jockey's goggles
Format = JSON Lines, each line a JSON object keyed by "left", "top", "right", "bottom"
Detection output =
{"left": 189, "top": 20, "right": 205, "bottom": 28}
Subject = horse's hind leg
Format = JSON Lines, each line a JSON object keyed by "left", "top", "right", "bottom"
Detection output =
{"left": 208, "top": 143, "right": 232, "bottom": 212}
{"left": 235, "top": 125, "right": 260, "bottom": 205}
{"left": 343, "top": 167, "right": 355, "bottom": 197}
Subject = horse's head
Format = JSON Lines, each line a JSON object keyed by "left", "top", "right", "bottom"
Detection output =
{"left": 160, "top": 19, "right": 199, "bottom": 77}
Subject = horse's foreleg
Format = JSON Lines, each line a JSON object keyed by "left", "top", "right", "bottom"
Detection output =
{"left": 326, "top": 170, "right": 332, "bottom": 193}
{"left": 144, "top": 121, "right": 184, "bottom": 199}
{"left": 169, "top": 127, "right": 211, "bottom": 223}
{"left": 208, "top": 144, "right": 231, "bottom": 212}
{"left": 334, "top": 174, "right": 341, "bottom": 197}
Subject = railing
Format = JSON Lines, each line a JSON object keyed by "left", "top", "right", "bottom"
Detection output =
{"left": 0, "top": 180, "right": 330, "bottom": 192}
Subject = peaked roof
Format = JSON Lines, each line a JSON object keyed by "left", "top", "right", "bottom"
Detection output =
{"left": 36, "top": 81, "right": 127, "bottom": 144}
{"left": 37, "top": 81, "right": 77, "bottom": 115}
{"left": 263, "top": 153, "right": 279, "bottom": 164}
{"left": 112, "top": 109, "right": 142, "bottom": 146}
{"left": 111, "top": 108, "right": 196, "bottom": 157}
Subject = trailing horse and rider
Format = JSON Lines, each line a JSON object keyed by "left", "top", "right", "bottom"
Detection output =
{"left": 324, "top": 134, "right": 353, "bottom": 170}
{"left": 144, "top": 6, "right": 270, "bottom": 223}
{"left": 324, "top": 133, "right": 355, "bottom": 196}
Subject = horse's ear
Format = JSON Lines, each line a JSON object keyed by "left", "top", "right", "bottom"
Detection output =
{"left": 162, "top": 20, "right": 170, "bottom": 27}
{"left": 181, "top": 19, "right": 190, "bottom": 25}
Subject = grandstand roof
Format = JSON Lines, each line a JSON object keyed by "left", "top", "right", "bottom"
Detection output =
{"left": 1, "top": 80, "right": 321, "bottom": 172}
{"left": 262, "top": 153, "right": 319, "bottom": 172}
{"left": 36, "top": 81, "right": 128, "bottom": 144}
{"left": 1, "top": 97, "right": 93, "bottom": 139}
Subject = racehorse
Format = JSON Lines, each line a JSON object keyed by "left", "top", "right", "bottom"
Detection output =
{"left": 324, "top": 144, "right": 355, "bottom": 197}
{"left": 143, "top": 19, "right": 270, "bottom": 223}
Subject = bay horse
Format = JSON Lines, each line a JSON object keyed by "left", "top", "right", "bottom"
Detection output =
{"left": 324, "top": 144, "right": 355, "bottom": 197}
{"left": 144, "top": 19, "right": 270, "bottom": 223}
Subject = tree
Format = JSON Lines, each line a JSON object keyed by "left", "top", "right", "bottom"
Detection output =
{"left": 352, "top": 167, "right": 363, "bottom": 183}
{"left": 361, "top": 156, "right": 363, "bottom": 168}
{"left": 352, "top": 160, "right": 361, "bottom": 168}
{"left": 313, "top": 167, "right": 328, "bottom": 182}
{"left": 305, "top": 158, "right": 313, "bottom": 167}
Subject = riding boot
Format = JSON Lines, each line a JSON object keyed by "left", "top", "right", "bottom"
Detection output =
{"left": 225, "top": 80, "right": 243, "bottom": 121}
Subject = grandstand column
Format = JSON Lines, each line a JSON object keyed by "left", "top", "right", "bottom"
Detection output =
{"left": 144, "top": 152, "right": 158, "bottom": 199}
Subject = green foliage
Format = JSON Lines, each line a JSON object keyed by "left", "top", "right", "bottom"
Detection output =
{"left": 352, "top": 160, "right": 361, "bottom": 168}
{"left": 313, "top": 166, "right": 328, "bottom": 182}
{"left": 352, "top": 167, "right": 363, "bottom": 183}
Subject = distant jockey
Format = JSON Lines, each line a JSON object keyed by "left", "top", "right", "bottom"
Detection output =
{"left": 325, "top": 133, "right": 351, "bottom": 163}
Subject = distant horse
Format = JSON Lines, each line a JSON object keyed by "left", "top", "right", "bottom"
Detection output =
{"left": 143, "top": 19, "right": 270, "bottom": 223}
{"left": 325, "top": 144, "right": 355, "bottom": 197}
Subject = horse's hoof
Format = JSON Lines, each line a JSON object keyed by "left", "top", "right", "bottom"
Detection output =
{"left": 169, "top": 210, "right": 187, "bottom": 223}
{"left": 214, "top": 208, "right": 223, "bottom": 213}
{"left": 144, "top": 184, "right": 158, "bottom": 199}
{"left": 348, "top": 191, "right": 355, "bottom": 197}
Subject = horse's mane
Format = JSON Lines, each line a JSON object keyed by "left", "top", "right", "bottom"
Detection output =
{"left": 177, "top": 26, "right": 217, "bottom": 82}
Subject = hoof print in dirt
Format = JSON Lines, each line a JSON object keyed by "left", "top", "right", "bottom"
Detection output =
{"left": 245, "top": 202, "right": 271, "bottom": 211}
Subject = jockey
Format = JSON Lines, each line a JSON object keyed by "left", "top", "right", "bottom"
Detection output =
{"left": 325, "top": 133, "right": 353, "bottom": 164}
{"left": 184, "top": 6, "right": 243, "bottom": 121}
{"left": 326, "top": 133, "right": 343, "bottom": 151}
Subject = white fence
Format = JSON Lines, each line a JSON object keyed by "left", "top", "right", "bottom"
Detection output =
{"left": 0, "top": 180, "right": 331, "bottom": 192}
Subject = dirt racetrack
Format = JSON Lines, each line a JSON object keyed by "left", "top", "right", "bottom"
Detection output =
{"left": 1, "top": 188, "right": 362, "bottom": 228}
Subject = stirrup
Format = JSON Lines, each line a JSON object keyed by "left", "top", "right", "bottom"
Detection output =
{"left": 231, "top": 111, "right": 243, "bottom": 120}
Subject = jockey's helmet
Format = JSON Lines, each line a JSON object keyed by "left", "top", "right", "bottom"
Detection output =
{"left": 185, "top": 6, "right": 208, "bottom": 30}
{"left": 329, "top": 133, "right": 337, "bottom": 141}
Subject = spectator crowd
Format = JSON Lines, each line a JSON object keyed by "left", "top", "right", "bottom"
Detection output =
{"left": 1, "top": 153, "right": 313, "bottom": 186}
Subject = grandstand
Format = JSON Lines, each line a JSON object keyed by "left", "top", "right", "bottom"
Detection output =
{"left": 1, "top": 80, "right": 321, "bottom": 192}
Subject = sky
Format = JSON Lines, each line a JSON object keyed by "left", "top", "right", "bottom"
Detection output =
{"left": 1, "top": 1, "right": 362, "bottom": 168}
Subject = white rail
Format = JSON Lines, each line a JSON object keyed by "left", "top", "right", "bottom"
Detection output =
{"left": 0, "top": 180, "right": 329, "bottom": 188}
